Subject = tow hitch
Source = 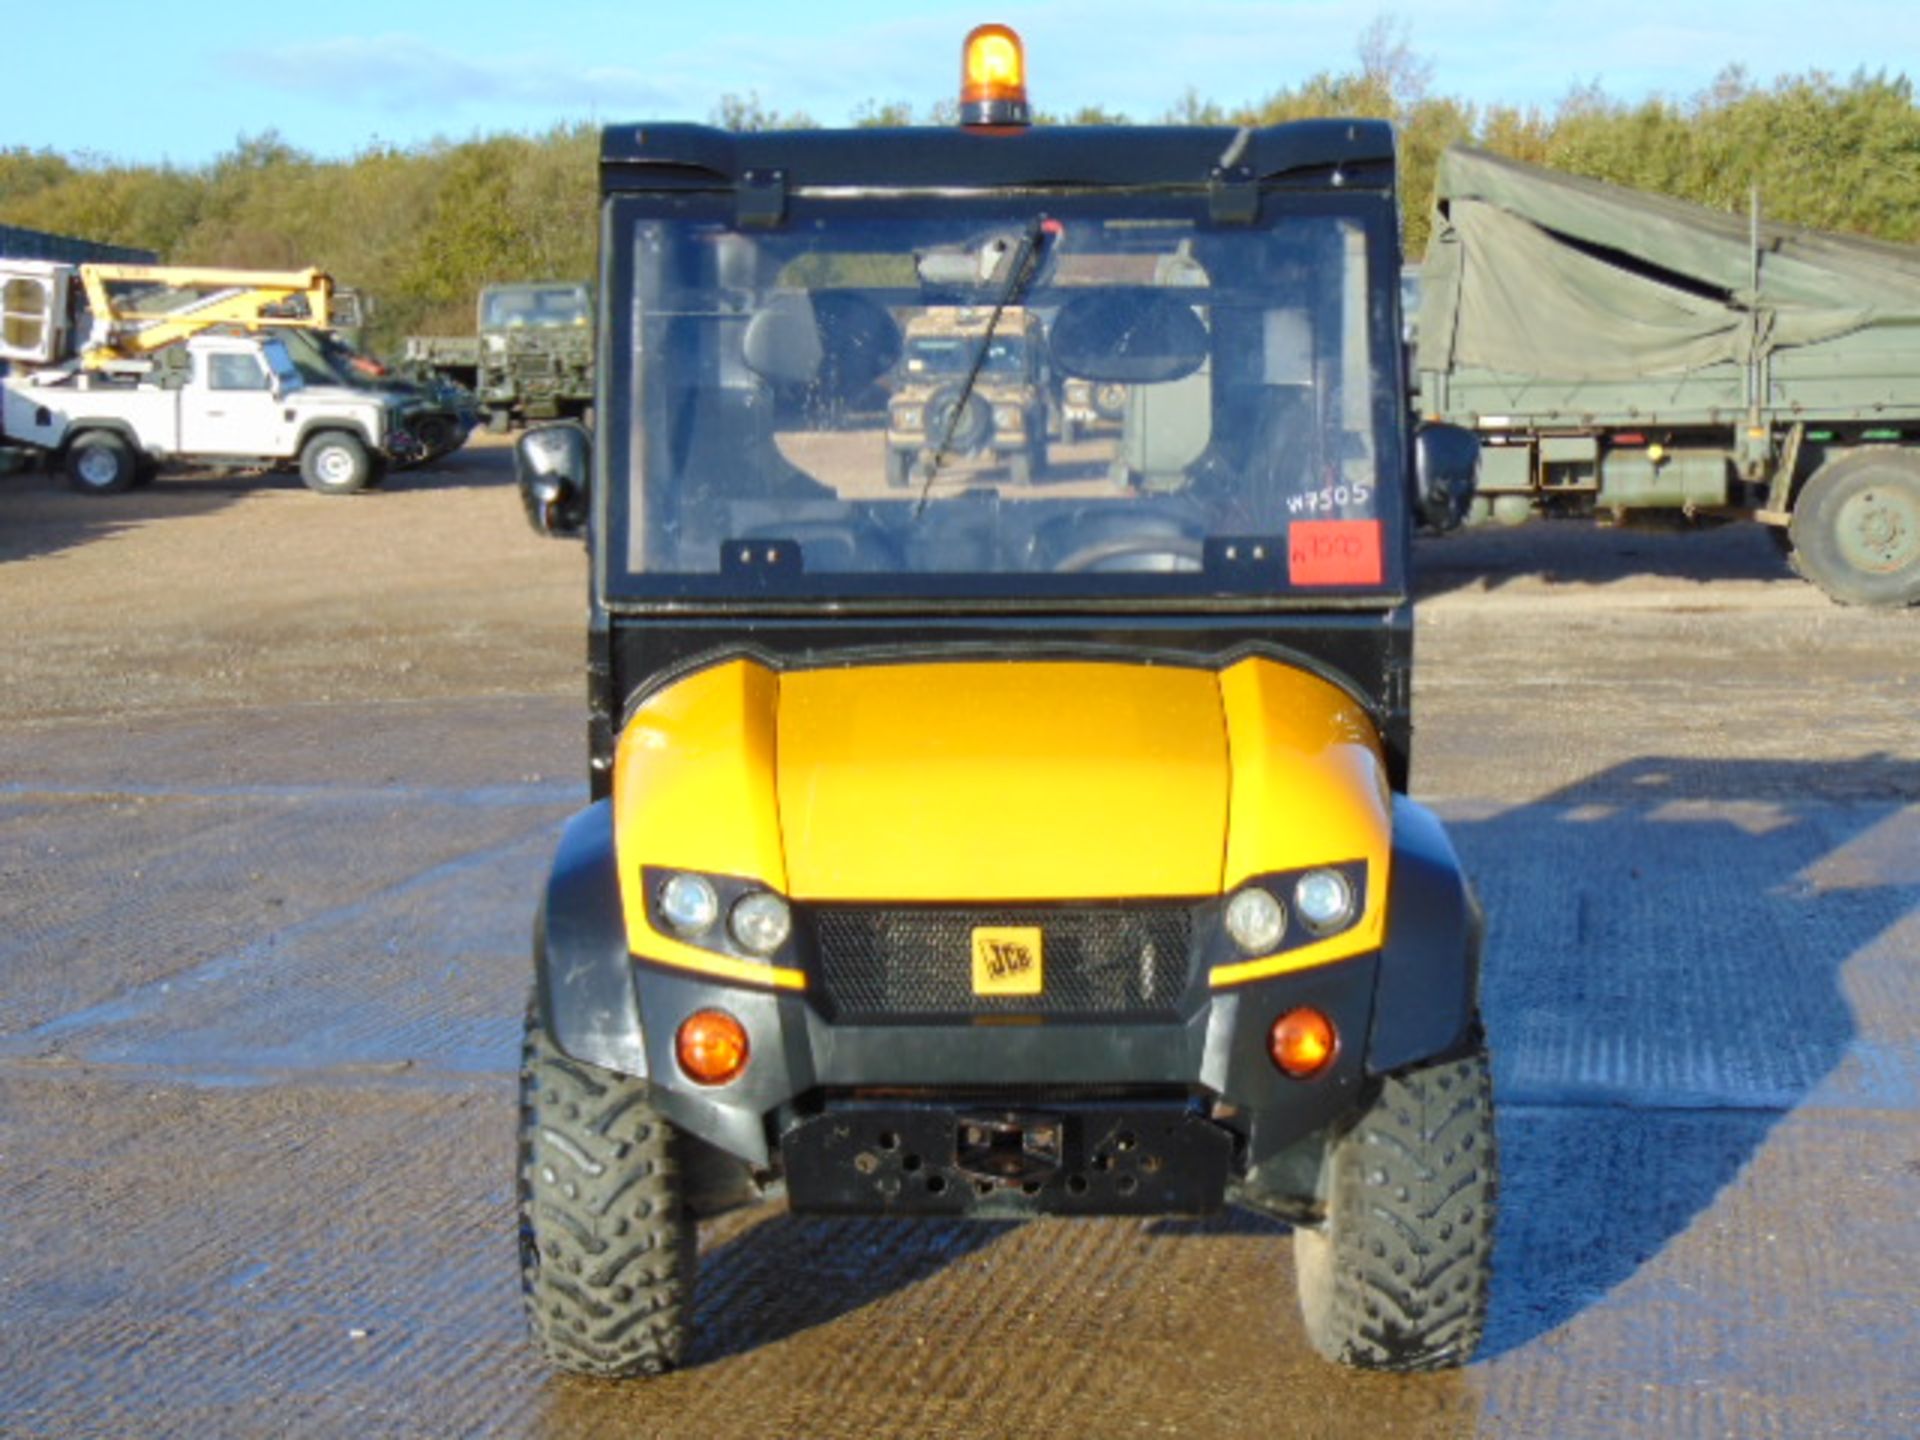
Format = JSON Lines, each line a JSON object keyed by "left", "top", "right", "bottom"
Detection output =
{"left": 955, "top": 1111, "right": 1064, "bottom": 1188}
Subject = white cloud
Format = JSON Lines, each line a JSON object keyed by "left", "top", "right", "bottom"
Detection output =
{"left": 226, "top": 34, "right": 686, "bottom": 114}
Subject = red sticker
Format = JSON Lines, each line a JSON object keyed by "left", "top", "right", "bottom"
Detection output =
{"left": 1288, "top": 520, "right": 1384, "bottom": 586}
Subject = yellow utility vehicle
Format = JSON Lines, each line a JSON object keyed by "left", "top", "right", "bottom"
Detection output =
{"left": 513, "top": 25, "right": 1489, "bottom": 1378}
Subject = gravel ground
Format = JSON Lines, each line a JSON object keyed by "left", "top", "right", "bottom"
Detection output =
{"left": 1, "top": 442, "right": 1917, "bottom": 1437}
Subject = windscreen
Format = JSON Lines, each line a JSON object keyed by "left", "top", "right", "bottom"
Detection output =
{"left": 610, "top": 199, "right": 1404, "bottom": 602}
{"left": 482, "top": 285, "right": 591, "bottom": 329}
{"left": 259, "top": 339, "right": 304, "bottom": 391}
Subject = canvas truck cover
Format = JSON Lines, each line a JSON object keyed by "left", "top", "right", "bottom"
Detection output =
{"left": 1418, "top": 145, "right": 1920, "bottom": 382}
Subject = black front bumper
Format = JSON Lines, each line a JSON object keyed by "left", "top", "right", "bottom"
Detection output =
{"left": 613, "top": 954, "right": 1377, "bottom": 1182}
{"left": 781, "top": 1098, "right": 1236, "bottom": 1217}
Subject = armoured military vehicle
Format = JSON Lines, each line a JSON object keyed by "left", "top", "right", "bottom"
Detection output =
{"left": 887, "top": 305, "right": 1048, "bottom": 486}
{"left": 1418, "top": 145, "right": 1920, "bottom": 607}
{"left": 511, "top": 24, "right": 1489, "bottom": 1380}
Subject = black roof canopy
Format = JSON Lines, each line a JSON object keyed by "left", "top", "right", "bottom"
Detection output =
{"left": 599, "top": 121, "right": 1396, "bottom": 196}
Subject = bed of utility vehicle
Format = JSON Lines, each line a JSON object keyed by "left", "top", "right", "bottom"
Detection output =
{"left": 513, "top": 25, "right": 1491, "bottom": 1379}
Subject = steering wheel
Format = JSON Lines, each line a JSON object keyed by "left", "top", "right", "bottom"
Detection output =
{"left": 1052, "top": 534, "right": 1206, "bottom": 573}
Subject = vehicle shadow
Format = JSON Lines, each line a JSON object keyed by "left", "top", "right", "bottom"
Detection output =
{"left": 0, "top": 462, "right": 249, "bottom": 566}
{"left": 385, "top": 436, "right": 521, "bottom": 493}
{"left": 0, "top": 437, "right": 517, "bottom": 566}
{"left": 1413, "top": 518, "right": 1801, "bottom": 599}
{"left": 680, "top": 1211, "right": 1016, "bottom": 1367}
{"left": 1459, "top": 753, "right": 1920, "bottom": 1357}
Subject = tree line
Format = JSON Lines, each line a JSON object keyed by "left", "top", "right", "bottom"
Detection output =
{"left": 3, "top": 23, "right": 1915, "bottom": 347}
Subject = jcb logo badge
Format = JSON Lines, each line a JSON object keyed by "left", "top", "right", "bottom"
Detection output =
{"left": 971, "top": 926, "right": 1044, "bottom": 996}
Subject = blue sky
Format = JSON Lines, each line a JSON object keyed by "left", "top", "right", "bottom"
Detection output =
{"left": 11, "top": 1, "right": 1917, "bottom": 166}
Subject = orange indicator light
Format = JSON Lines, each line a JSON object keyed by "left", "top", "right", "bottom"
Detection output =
{"left": 676, "top": 1009, "right": 750, "bottom": 1086}
{"left": 1269, "top": 1007, "right": 1339, "bottom": 1079}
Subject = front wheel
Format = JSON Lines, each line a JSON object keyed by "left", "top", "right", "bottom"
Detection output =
{"left": 298, "top": 431, "right": 375, "bottom": 495}
{"left": 1293, "top": 1044, "right": 1496, "bottom": 1372}
{"left": 519, "top": 1000, "right": 696, "bottom": 1378}
{"left": 1789, "top": 449, "right": 1920, "bottom": 607}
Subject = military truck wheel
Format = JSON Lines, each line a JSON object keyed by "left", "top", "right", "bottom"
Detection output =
{"left": 298, "top": 431, "right": 375, "bottom": 495}
{"left": 63, "top": 431, "right": 140, "bottom": 495}
{"left": 519, "top": 999, "right": 696, "bottom": 1378}
{"left": 1789, "top": 449, "right": 1920, "bottom": 607}
{"left": 1292, "top": 1043, "right": 1496, "bottom": 1372}
{"left": 885, "top": 447, "right": 914, "bottom": 489}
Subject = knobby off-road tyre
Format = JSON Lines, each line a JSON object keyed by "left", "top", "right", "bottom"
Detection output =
{"left": 298, "top": 430, "right": 376, "bottom": 495}
{"left": 1788, "top": 448, "right": 1920, "bottom": 608}
{"left": 63, "top": 431, "right": 140, "bottom": 495}
{"left": 518, "top": 1002, "right": 697, "bottom": 1378}
{"left": 1292, "top": 1044, "right": 1496, "bottom": 1372}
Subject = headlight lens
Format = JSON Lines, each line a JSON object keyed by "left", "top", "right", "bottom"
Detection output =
{"left": 1224, "top": 886, "right": 1286, "bottom": 955}
{"left": 658, "top": 874, "right": 719, "bottom": 936}
{"left": 893, "top": 405, "right": 923, "bottom": 430}
{"left": 992, "top": 405, "right": 1022, "bottom": 430}
{"left": 728, "top": 891, "right": 792, "bottom": 956}
{"left": 1294, "top": 869, "right": 1357, "bottom": 933}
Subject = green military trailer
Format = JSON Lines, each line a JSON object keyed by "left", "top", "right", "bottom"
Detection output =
{"left": 1416, "top": 145, "right": 1920, "bottom": 607}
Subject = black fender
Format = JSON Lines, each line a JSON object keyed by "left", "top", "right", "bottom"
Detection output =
{"left": 532, "top": 800, "right": 650, "bottom": 1078}
{"left": 1365, "top": 795, "right": 1483, "bottom": 1073}
{"left": 532, "top": 802, "right": 773, "bottom": 1209}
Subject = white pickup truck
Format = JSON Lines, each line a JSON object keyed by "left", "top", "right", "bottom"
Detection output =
{"left": 0, "top": 331, "right": 414, "bottom": 495}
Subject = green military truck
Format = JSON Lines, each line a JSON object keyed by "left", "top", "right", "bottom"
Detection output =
{"left": 1416, "top": 145, "right": 1920, "bottom": 607}
{"left": 403, "top": 281, "right": 593, "bottom": 433}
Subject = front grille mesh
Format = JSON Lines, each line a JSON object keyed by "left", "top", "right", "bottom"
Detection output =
{"left": 809, "top": 905, "right": 1193, "bottom": 1020}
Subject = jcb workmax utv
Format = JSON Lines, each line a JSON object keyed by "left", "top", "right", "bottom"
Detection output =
{"left": 515, "top": 26, "right": 1490, "bottom": 1378}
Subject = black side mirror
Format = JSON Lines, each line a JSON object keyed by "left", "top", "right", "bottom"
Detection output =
{"left": 516, "top": 422, "right": 590, "bottom": 538}
{"left": 1414, "top": 422, "right": 1479, "bottom": 532}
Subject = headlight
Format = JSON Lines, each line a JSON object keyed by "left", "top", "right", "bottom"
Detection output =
{"left": 728, "top": 892, "right": 792, "bottom": 955}
{"left": 1224, "top": 886, "right": 1286, "bottom": 955}
{"left": 658, "top": 874, "right": 719, "bottom": 936}
{"left": 992, "top": 405, "right": 1022, "bottom": 430}
{"left": 893, "top": 405, "right": 924, "bottom": 430}
{"left": 1294, "top": 869, "right": 1357, "bottom": 933}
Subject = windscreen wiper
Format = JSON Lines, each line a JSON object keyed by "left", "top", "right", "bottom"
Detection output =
{"left": 912, "top": 217, "right": 1051, "bottom": 518}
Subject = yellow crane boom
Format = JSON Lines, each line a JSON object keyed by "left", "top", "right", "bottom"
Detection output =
{"left": 78, "top": 264, "right": 334, "bottom": 367}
